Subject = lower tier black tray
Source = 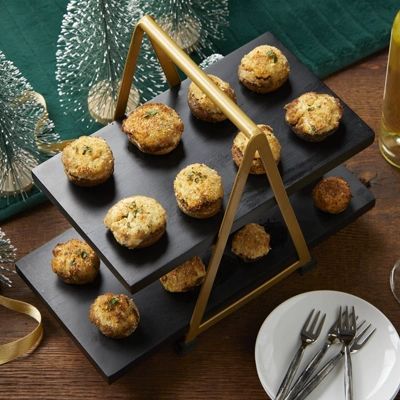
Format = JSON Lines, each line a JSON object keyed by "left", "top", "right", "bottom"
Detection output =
{"left": 16, "top": 166, "right": 374, "bottom": 382}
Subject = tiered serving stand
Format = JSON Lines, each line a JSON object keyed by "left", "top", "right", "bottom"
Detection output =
{"left": 16, "top": 17, "right": 375, "bottom": 382}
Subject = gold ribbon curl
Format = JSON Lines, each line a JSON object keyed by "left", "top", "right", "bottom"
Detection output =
{"left": 32, "top": 91, "right": 74, "bottom": 155}
{"left": 0, "top": 295, "right": 43, "bottom": 365}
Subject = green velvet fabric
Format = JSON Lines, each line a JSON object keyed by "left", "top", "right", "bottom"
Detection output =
{"left": 0, "top": 0, "right": 398, "bottom": 221}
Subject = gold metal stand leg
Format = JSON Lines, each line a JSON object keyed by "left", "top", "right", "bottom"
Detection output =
{"left": 113, "top": 15, "right": 312, "bottom": 345}
{"left": 114, "top": 26, "right": 145, "bottom": 120}
{"left": 185, "top": 133, "right": 311, "bottom": 343}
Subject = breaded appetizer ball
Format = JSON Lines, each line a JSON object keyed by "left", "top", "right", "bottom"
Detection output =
{"left": 174, "top": 163, "right": 224, "bottom": 219}
{"left": 160, "top": 256, "right": 206, "bottom": 292}
{"left": 122, "top": 103, "right": 184, "bottom": 155}
{"left": 284, "top": 92, "right": 343, "bottom": 142}
{"left": 231, "top": 124, "right": 281, "bottom": 174}
{"left": 187, "top": 74, "right": 237, "bottom": 122}
{"left": 238, "top": 45, "right": 290, "bottom": 93}
{"left": 89, "top": 293, "right": 140, "bottom": 338}
{"left": 61, "top": 136, "right": 114, "bottom": 186}
{"left": 51, "top": 239, "right": 100, "bottom": 284}
{"left": 231, "top": 223, "right": 271, "bottom": 262}
{"left": 312, "top": 176, "right": 351, "bottom": 214}
{"left": 104, "top": 196, "right": 167, "bottom": 249}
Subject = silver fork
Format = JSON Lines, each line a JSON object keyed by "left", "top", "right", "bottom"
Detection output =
{"left": 283, "top": 311, "right": 342, "bottom": 400}
{"left": 284, "top": 312, "right": 362, "bottom": 400}
{"left": 292, "top": 321, "right": 376, "bottom": 400}
{"left": 338, "top": 306, "right": 357, "bottom": 400}
{"left": 275, "top": 309, "right": 326, "bottom": 400}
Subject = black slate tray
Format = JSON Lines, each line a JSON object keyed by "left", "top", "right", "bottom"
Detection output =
{"left": 32, "top": 32, "right": 374, "bottom": 293}
{"left": 17, "top": 166, "right": 375, "bottom": 382}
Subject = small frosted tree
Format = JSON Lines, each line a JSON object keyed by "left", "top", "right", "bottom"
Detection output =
{"left": 56, "top": 0, "right": 165, "bottom": 126}
{"left": 0, "top": 51, "right": 58, "bottom": 198}
{"left": 132, "top": 0, "right": 229, "bottom": 58}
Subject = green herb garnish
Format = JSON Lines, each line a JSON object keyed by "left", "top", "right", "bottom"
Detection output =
{"left": 187, "top": 170, "right": 208, "bottom": 183}
{"left": 82, "top": 145, "right": 92, "bottom": 155}
{"left": 266, "top": 50, "right": 278, "bottom": 63}
{"left": 309, "top": 124, "right": 317, "bottom": 134}
{"left": 81, "top": 251, "right": 88, "bottom": 259}
{"left": 307, "top": 106, "right": 314, "bottom": 112}
{"left": 108, "top": 297, "right": 120, "bottom": 309}
{"left": 144, "top": 109, "right": 159, "bottom": 118}
{"left": 127, "top": 201, "right": 143, "bottom": 219}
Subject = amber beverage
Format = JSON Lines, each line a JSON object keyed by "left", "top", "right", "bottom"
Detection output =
{"left": 379, "top": 11, "right": 400, "bottom": 168}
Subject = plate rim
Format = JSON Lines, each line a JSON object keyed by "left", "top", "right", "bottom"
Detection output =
{"left": 254, "top": 289, "right": 400, "bottom": 400}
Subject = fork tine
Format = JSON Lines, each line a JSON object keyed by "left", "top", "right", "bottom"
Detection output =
{"left": 356, "top": 319, "right": 366, "bottom": 331}
{"left": 302, "top": 309, "right": 315, "bottom": 331}
{"left": 308, "top": 310, "right": 321, "bottom": 333}
{"left": 355, "top": 323, "right": 372, "bottom": 342}
{"left": 353, "top": 327, "right": 376, "bottom": 349}
{"left": 314, "top": 313, "right": 326, "bottom": 336}
{"left": 332, "top": 309, "right": 359, "bottom": 330}
{"left": 338, "top": 306, "right": 343, "bottom": 330}
{"left": 359, "top": 328, "right": 376, "bottom": 346}
{"left": 351, "top": 306, "right": 357, "bottom": 331}
{"left": 344, "top": 306, "right": 349, "bottom": 330}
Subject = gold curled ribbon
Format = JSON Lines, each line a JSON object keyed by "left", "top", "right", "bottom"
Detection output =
{"left": 31, "top": 91, "right": 74, "bottom": 155}
{"left": 0, "top": 295, "right": 43, "bottom": 365}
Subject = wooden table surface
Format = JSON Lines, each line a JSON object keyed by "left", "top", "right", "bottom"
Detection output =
{"left": 1, "top": 49, "right": 400, "bottom": 400}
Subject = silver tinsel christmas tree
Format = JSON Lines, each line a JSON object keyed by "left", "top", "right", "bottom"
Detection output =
{"left": 0, "top": 228, "right": 16, "bottom": 288}
{"left": 0, "top": 51, "right": 59, "bottom": 198}
{"left": 56, "top": 0, "right": 166, "bottom": 126}
{"left": 132, "top": 0, "right": 229, "bottom": 58}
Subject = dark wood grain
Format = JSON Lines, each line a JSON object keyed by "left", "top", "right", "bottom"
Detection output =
{"left": 2, "top": 49, "right": 400, "bottom": 399}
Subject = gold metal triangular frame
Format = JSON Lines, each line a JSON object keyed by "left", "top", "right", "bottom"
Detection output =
{"left": 114, "top": 16, "right": 312, "bottom": 344}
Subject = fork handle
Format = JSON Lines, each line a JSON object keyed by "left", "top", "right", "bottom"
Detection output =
{"left": 291, "top": 351, "right": 343, "bottom": 400}
{"left": 344, "top": 345, "right": 353, "bottom": 400}
{"left": 276, "top": 345, "right": 306, "bottom": 400}
{"left": 283, "top": 342, "right": 330, "bottom": 400}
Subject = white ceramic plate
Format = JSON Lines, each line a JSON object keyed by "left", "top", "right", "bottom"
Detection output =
{"left": 255, "top": 290, "right": 400, "bottom": 400}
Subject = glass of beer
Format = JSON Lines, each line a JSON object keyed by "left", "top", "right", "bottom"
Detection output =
{"left": 379, "top": 11, "right": 400, "bottom": 168}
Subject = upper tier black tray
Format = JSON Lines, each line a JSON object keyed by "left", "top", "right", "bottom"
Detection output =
{"left": 32, "top": 32, "right": 374, "bottom": 293}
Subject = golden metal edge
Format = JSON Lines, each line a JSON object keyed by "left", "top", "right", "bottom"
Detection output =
{"left": 114, "top": 16, "right": 312, "bottom": 344}
{"left": 197, "top": 259, "right": 305, "bottom": 336}
{"left": 185, "top": 134, "right": 311, "bottom": 343}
